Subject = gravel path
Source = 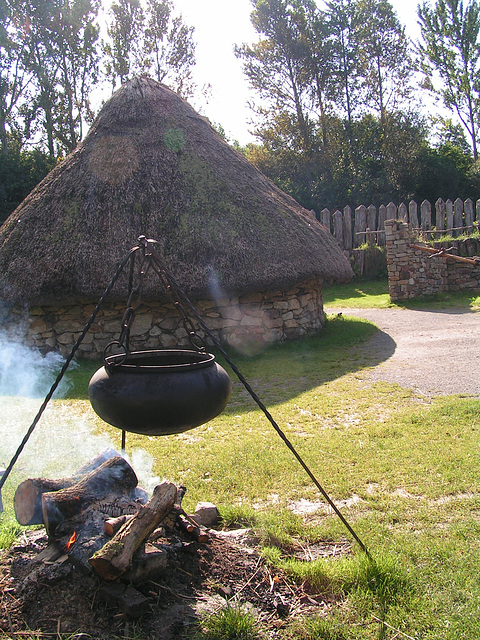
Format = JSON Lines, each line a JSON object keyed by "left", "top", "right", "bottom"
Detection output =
{"left": 326, "top": 307, "right": 480, "bottom": 397}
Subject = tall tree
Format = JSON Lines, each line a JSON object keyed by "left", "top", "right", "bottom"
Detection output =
{"left": 55, "top": 0, "right": 100, "bottom": 151}
{"left": 103, "top": 0, "right": 196, "bottom": 97}
{"left": 356, "top": 0, "right": 413, "bottom": 126}
{"left": 235, "top": 0, "right": 313, "bottom": 150}
{"left": 327, "top": 0, "right": 361, "bottom": 138}
{"left": 15, "top": 0, "right": 100, "bottom": 158}
{"left": 418, "top": 0, "right": 480, "bottom": 160}
{"left": 143, "top": 0, "right": 196, "bottom": 97}
{"left": 104, "top": 0, "right": 145, "bottom": 89}
{"left": 296, "top": 0, "right": 337, "bottom": 148}
{"left": 0, "top": 1, "right": 33, "bottom": 155}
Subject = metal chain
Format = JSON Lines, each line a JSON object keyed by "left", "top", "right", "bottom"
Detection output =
{"left": 103, "top": 247, "right": 153, "bottom": 366}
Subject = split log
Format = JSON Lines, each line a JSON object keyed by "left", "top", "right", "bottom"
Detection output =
{"left": 14, "top": 448, "right": 120, "bottom": 526}
{"left": 42, "top": 456, "right": 138, "bottom": 536}
{"left": 410, "top": 244, "right": 480, "bottom": 264}
{"left": 89, "top": 481, "right": 177, "bottom": 580}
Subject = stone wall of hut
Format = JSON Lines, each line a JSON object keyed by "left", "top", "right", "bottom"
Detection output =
{"left": 2, "top": 276, "right": 325, "bottom": 358}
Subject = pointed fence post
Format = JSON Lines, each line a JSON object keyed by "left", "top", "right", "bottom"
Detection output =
{"left": 320, "top": 208, "right": 331, "bottom": 232}
{"left": 421, "top": 200, "right": 432, "bottom": 232}
{"left": 354, "top": 205, "right": 367, "bottom": 247}
{"left": 343, "top": 205, "right": 353, "bottom": 251}
{"left": 435, "top": 198, "right": 445, "bottom": 233}
{"left": 367, "top": 204, "right": 377, "bottom": 245}
{"left": 446, "top": 199, "right": 454, "bottom": 233}
{"left": 386, "top": 202, "right": 397, "bottom": 220}
{"left": 398, "top": 202, "right": 408, "bottom": 222}
{"left": 409, "top": 200, "right": 419, "bottom": 228}
{"left": 464, "top": 198, "right": 474, "bottom": 233}
{"left": 454, "top": 198, "right": 463, "bottom": 236}
{"left": 333, "top": 210, "right": 344, "bottom": 248}
{"left": 378, "top": 204, "right": 387, "bottom": 246}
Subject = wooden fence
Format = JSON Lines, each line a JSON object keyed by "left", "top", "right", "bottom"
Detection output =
{"left": 316, "top": 198, "right": 480, "bottom": 251}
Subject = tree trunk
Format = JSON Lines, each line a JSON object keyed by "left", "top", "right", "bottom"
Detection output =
{"left": 14, "top": 448, "right": 121, "bottom": 526}
{"left": 42, "top": 456, "right": 138, "bottom": 536}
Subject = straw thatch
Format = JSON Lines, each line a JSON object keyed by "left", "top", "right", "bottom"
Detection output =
{"left": 0, "top": 77, "right": 352, "bottom": 305}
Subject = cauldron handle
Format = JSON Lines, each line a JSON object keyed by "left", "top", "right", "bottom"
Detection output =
{"left": 103, "top": 341, "right": 129, "bottom": 372}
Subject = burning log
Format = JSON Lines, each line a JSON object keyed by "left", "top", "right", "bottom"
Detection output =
{"left": 14, "top": 448, "right": 121, "bottom": 526}
{"left": 89, "top": 481, "right": 177, "bottom": 580}
{"left": 41, "top": 456, "right": 138, "bottom": 536}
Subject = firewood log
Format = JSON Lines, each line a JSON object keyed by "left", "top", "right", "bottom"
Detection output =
{"left": 104, "top": 514, "right": 136, "bottom": 537}
{"left": 88, "top": 481, "right": 177, "bottom": 580}
{"left": 42, "top": 456, "right": 138, "bottom": 536}
{"left": 178, "top": 511, "right": 209, "bottom": 543}
{"left": 14, "top": 448, "right": 120, "bottom": 526}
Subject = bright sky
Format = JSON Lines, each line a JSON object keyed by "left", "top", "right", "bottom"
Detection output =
{"left": 173, "top": 0, "right": 424, "bottom": 145}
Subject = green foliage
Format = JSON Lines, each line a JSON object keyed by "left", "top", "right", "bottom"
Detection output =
{"left": 417, "top": 0, "right": 480, "bottom": 160}
{"left": 0, "top": 145, "right": 56, "bottom": 222}
{"left": 104, "top": 0, "right": 196, "bottom": 96}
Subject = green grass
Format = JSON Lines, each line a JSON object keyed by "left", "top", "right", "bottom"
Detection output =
{"left": 323, "top": 277, "right": 480, "bottom": 309}
{"left": 2, "top": 313, "right": 480, "bottom": 638}
{"left": 197, "top": 605, "right": 261, "bottom": 640}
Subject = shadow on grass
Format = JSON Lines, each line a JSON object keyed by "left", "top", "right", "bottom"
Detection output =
{"left": 63, "top": 316, "right": 396, "bottom": 409}
{"left": 221, "top": 316, "right": 396, "bottom": 411}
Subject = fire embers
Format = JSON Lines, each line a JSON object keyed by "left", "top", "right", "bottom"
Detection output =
{"left": 64, "top": 530, "right": 77, "bottom": 552}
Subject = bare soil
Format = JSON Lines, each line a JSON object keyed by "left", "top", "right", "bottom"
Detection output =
{"left": 0, "top": 529, "right": 345, "bottom": 639}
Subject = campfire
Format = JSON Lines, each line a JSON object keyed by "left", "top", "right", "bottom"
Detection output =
{"left": 3, "top": 448, "right": 343, "bottom": 639}
{"left": 0, "top": 237, "right": 364, "bottom": 637}
{"left": 12, "top": 449, "right": 218, "bottom": 595}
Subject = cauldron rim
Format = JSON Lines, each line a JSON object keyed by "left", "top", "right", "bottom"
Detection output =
{"left": 105, "top": 349, "right": 216, "bottom": 373}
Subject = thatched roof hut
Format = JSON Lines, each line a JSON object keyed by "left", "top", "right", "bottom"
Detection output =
{"left": 0, "top": 76, "right": 350, "bottom": 305}
{"left": 0, "top": 77, "right": 351, "bottom": 356}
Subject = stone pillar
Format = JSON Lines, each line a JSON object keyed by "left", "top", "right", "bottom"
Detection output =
{"left": 385, "top": 219, "right": 449, "bottom": 301}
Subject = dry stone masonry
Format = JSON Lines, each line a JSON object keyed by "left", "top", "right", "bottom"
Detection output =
{"left": 385, "top": 219, "right": 480, "bottom": 301}
{"left": 1, "top": 276, "right": 324, "bottom": 358}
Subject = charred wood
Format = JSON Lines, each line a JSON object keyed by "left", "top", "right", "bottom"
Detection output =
{"left": 14, "top": 448, "right": 121, "bottom": 526}
{"left": 88, "top": 481, "right": 177, "bottom": 580}
{"left": 41, "top": 456, "right": 138, "bottom": 536}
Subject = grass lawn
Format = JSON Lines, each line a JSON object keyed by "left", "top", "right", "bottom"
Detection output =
{"left": 323, "top": 277, "right": 480, "bottom": 310}
{"left": 1, "top": 286, "right": 480, "bottom": 639}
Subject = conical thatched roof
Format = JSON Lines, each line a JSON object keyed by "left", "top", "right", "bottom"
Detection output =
{"left": 0, "top": 77, "right": 352, "bottom": 305}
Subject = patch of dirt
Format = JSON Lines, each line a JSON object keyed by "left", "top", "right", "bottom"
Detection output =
{"left": 0, "top": 529, "right": 346, "bottom": 639}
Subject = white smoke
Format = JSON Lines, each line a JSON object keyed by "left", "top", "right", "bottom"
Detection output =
{"left": 0, "top": 330, "right": 73, "bottom": 398}
{"left": 0, "top": 330, "right": 159, "bottom": 493}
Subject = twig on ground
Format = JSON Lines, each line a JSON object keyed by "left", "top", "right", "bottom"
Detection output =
{"left": 371, "top": 615, "right": 415, "bottom": 640}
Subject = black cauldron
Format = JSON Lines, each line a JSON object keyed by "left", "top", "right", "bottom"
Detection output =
{"left": 88, "top": 350, "right": 232, "bottom": 436}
